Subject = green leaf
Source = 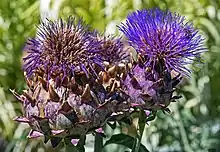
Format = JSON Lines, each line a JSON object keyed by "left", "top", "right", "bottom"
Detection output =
{"left": 107, "top": 121, "right": 117, "bottom": 130}
{"left": 146, "top": 111, "right": 157, "bottom": 122}
{"left": 104, "top": 134, "right": 149, "bottom": 152}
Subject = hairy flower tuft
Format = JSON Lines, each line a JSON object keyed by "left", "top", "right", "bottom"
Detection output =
{"left": 93, "top": 34, "right": 129, "bottom": 65}
{"left": 119, "top": 8, "right": 205, "bottom": 76}
{"left": 23, "top": 17, "right": 101, "bottom": 85}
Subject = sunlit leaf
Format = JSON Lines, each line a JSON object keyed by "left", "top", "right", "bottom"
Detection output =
{"left": 104, "top": 134, "right": 149, "bottom": 152}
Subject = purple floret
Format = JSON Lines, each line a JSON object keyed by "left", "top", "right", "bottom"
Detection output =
{"left": 96, "top": 35, "right": 129, "bottom": 64}
{"left": 23, "top": 17, "right": 102, "bottom": 82}
{"left": 119, "top": 8, "right": 205, "bottom": 76}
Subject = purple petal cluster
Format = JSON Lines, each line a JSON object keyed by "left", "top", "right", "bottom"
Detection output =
{"left": 23, "top": 17, "right": 101, "bottom": 83}
{"left": 92, "top": 34, "right": 129, "bottom": 65}
{"left": 119, "top": 8, "right": 205, "bottom": 76}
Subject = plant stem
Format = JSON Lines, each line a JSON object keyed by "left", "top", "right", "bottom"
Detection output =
{"left": 133, "top": 110, "right": 146, "bottom": 152}
{"left": 94, "top": 133, "right": 103, "bottom": 152}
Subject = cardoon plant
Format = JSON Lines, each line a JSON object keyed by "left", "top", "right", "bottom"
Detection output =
{"left": 11, "top": 17, "right": 130, "bottom": 148}
{"left": 11, "top": 8, "right": 205, "bottom": 150}
{"left": 118, "top": 8, "right": 205, "bottom": 111}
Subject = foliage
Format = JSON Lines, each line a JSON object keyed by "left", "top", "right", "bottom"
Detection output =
{"left": 0, "top": 0, "right": 219, "bottom": 151}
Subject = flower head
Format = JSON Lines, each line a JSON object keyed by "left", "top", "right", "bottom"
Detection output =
{"left": 93, "top": 34, "right": 129, "bottom": 65}
{"left": 13, "top": 18, "right": 132, "bottom": 147}
{"left": 23, "top": 17, "right": 101, "bottom": 85}
{"left": 119, "top": 8, "right": 205, "bottom": 76}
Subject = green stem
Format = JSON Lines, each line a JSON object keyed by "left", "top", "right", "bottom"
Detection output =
{"left": 94, "top": 133, "right": 103, "bottom": 152}
{"left": 76, "top": 135, "right": 86, "bottom": 152}
{"left": 133, "top": 110, "right": 146, "bottom": 152}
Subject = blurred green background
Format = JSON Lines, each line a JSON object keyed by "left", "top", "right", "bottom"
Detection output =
{"left": 0, "top": 0, "right": 220, "bottom": 151}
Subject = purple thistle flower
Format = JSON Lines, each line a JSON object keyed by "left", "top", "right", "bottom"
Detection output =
{"left": 23, "top": 17, "right": 101, "bottom": 84}
{"left": 91, "top": 33, "right": 130, "bottom": 65}
{"left": 119, "top": 8, "right": 205, "bottom": 76}
{"left": 11, "top": 10, "right": 206, "bottom": 148}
